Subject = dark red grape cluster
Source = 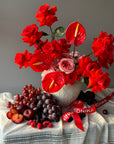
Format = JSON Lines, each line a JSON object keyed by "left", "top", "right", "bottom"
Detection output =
{"left": 6, "top": 84, "right": 62, "bottom": 129}
{"left": 77, "top": 90, "right": 96, "bottom": 106}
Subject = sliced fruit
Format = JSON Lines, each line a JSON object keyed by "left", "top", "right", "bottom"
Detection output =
{"left": 10, "top": 108, "right": 18, "bottom": 114}
{"left": 7, "top": 111, "right": 13, "bottom": 119}
{"left": 11, "top": 113, "right": 24, "bottom": 124}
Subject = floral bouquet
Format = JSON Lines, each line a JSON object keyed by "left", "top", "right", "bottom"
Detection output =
{"left": 14, "top": 4, "right": 114, "bottom": 95}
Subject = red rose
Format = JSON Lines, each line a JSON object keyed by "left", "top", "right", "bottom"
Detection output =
{"left": 42, "top": 42, "right": 54, "bottom": 54}
{"left": 76, "top": 56, "right": 92, "bottom": 76}
{"left": 87, "top": 69, "right": 110, "bottom": 93}
{"left": 91, "top": 31, "right": 114, "bottom": 69}
{"left": 21, "top": 24, "right": 43, "bottom": 46}
{"left": 14, "top": 50, "right": 32, "bottom": 69}
{"left": 58, "top": 58, "right": 75, "bottom": 74}
{"left": 21, "top": 24, "right": 38, "bottom": 37}
{"left": 65, "top": 70, "right": 81, "bottom": 85}
{"left": 30, "top": 53, "right": 53, "bottom": 72}
{"left": 57, "top": 39, "right": 71, "bottom": 53}
{"left": 83, "top": 61, "right": 101, "bottom": 77}
{"left": 35, "top": 4, "right": 58, "bottom": 26}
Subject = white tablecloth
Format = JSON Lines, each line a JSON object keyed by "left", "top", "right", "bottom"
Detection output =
{"left": 0, "top": 88, "right": 114, "bottom": 144}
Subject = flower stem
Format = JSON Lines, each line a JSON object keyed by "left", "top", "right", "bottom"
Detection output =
{"left": 73, "top": 44, "right": 76, "bottom": 57}
{"left": 37, "top": 42, "right": 42, "bottom": 51}
{"left": 49, "top": 26, "right": 55, "bottom": 41}
{"left": 49, "top": 26, "right": 53, "bottom": 34}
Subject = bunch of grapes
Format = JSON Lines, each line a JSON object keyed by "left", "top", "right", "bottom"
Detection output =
{"left": 6, "top": 84, "right": 62, "bottom": 129}
{"left": 77, "top": 90, "right": 96, "bottom": 106}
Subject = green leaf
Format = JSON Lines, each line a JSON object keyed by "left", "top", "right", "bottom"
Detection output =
{"left": 51, "top": 33, "right": 55, "bottom": 40}
{"left": 54, "top": 26, "right": 65, "bottom": 37}
{"left": 42, "top": 32, "right": 48, "bottom": 36}
{"left": 81, "top": 77, "right": 89, "bottom": 86}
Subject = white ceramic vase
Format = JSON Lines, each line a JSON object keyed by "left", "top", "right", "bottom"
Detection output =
{"left": 52, "top": 81, "right": 82, "bottom": 107}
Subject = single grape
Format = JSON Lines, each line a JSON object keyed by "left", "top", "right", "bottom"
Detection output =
{"left": 43, "top": 108, "right": 48, "bottom": 114}
{"left": 42, "top": 103, "right": 47, "bottom": 108}
{"left": 42, "top": 94, "right": 47, "bottom": 101}
{"left": 48, "top": 109, "right": 53, "bottom": 114}
{"left": 51, "top": 113, "right": 57, "bottom": 121}
{"left": 45, "top": 99, "right": 52, "bottom": 104}
{"left": 47, "top": 104, "right": 52, "bottom": 110}
{"left": 52, "top": 105, "right": 57, "bottom": 111}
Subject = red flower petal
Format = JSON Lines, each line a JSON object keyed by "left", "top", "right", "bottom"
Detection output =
{"left": 30, "top": 53, "right": 53, "bottom": 72}
{"left": 42, "top": 72, "right": 65, "bottom": 93}
{"left": 65, "top": 21, "right": 86, "bottom": 46}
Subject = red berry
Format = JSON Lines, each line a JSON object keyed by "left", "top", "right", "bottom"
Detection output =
{"left": 42, "top": 122, "right": 47, "bottom": 128}
{"left": 37, "top": 123, "right": 42, "bottom": 129}
{"left": 103, "top": 109, "right": 108, "bottom": 115}
{"left": 37, "top": 87, "right": 41, "bottom": 93}
{"left": 30, "top": 97, "right": 34, "bottom": 102}
{"left": 23, "top": 100, "right": 27, "bottom": 105}
{"left": 29, "top": 84, "right": 32, "bottom": 89}
{"left": 48, "top": 123, "right": 53, "bottom": 128}
{"left": 19, "top": 101, "right": 23, "bottom": 105}
{"left": 26, "top": 102, "right": 30, "bottom": 107}
{"left": 15, "top": 94, "right": 20, "bottom": 101}
{"left": 26, "top": 120, "right": 33, "bottom": 125}
{"left": 7, "top": 102, "right": 12, "bottom": 108}
{"left": 44, "top": 121, "right": 50, "bottom": 125}
{"left": 31, "top": 122, "right": 36, "bottom": 128}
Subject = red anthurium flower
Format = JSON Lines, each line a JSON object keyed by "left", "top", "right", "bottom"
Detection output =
{"left": 87, "top": 69, "right": 110, "bottom": 93}
{"left": 21, "top": 24, "right": 43, "bottom": 46}
{"left": 30, "top": 53, "right": 53, "bottom": 72}
{"left": 14, "top": 50, "right": 32, "bottom": 69}
{"left": 91, "top": 31, "right": 114, "bottom": 69}
{"left": 35, "top": 4, "right": 58, "bottom": 26}
{"left": 65, "top": 21, "right": 86, "bottom": 46}
{"left": 42, "top": 72, "right": 65, "bottom": 93}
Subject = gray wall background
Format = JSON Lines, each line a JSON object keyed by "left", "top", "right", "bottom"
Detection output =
{"left": 0, "top": 0, "right": 114, "bottom": 95}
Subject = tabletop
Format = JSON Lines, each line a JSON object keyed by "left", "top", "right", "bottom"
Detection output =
{"left": 0, "top": 88, "right": 114, "bottom": 144}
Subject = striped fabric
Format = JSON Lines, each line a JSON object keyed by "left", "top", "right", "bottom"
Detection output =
{"left": 0, "top": 89, "right": 114, "bottom": 144}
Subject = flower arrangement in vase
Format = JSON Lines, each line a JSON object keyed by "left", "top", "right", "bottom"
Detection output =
{"left": 14, "top": 4, "right": 114, "bottom": 106}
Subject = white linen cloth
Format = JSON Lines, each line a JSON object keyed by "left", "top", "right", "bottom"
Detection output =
{"left": 0, "top": 88, "right": 114, "bottom": 144}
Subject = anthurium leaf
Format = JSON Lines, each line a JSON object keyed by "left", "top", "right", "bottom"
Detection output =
{"left": 43, "top": 32, "right": 48, "bottom": 36}
{"left": 54, "top": 26, "right": 65, "bottom": 37}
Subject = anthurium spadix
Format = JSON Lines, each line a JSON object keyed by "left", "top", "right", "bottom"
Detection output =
{"left": 65, "top": 21, "right": 86, "bottom": 46}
